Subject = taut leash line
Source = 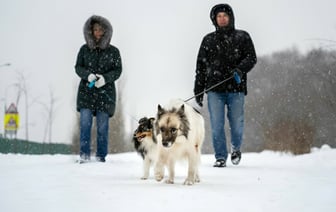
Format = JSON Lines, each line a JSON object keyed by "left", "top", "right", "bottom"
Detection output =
{"left": 184, "top": 72, "right": 241, "bottom": 102}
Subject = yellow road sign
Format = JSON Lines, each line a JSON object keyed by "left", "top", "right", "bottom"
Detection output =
{"left": 4, "top": 113, "right": 19, "bottom": 131}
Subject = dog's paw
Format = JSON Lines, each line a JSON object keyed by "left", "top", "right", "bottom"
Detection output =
{"left": 140, "top": 176, "right": 148, "bottom": 180}
{"left": 165, "top": 179, "right": 174, "bottom": 184}
{"left": 195, "top": 175, "right": 201, "bottom": 183}
{"left": 183, "top": 179, "right": 195, "bottom": 185}
{"left": 155, "top": 174, "right": 164, "bottom": 182}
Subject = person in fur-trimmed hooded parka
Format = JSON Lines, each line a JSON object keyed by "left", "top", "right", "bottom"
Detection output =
{"left": 193, "top": 4, "right": 256, "bottom": 167}
{"left": 75, "top": 15, "right": 122, "bottom": 163}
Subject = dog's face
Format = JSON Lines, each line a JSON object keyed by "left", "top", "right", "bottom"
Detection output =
{"left": 133, "top": 117, "right": 155, "bottom": 142}
{"left": 156, "top": 104, "right": 190, "bottom": 148}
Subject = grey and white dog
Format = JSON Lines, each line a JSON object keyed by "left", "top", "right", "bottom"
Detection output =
{"left": 154, "top": 99, "right": 205, "bottom": 185}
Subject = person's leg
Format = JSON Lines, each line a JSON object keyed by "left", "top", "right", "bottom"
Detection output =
{"left": 227, "top": 92, "right": 245, "bottom": 151}
{"left": 80, "top": 108, "right": 93, "bottom": 159}
{"left": 227, "top": 92, "right": 244, "bottom": 164}
{"left": 96, "top": 111, "right": 109, "bottom": 161}
{"left": 207, "top": 91, "right": 228, "bottom": 161}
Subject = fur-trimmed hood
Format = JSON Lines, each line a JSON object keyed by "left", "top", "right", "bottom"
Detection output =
{"left": 83, "top": 15, "right": 113, "bottom": 49}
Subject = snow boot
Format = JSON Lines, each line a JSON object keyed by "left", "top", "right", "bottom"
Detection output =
{"left": 77, "top": 155, "right": 90, "bottom": 164}
{"left": 231, "top": 151, "right": 241, "bottom": 165}
{"left": 213, "top": 159, "right": 226, "bottom": 167}
{"left": 96, "top": 156, "right": 106, "bottom": 163}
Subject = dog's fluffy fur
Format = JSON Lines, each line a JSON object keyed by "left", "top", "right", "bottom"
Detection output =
{"left": 154, "top": 99, "right": 205, "bottom": 185}
{"left": 132, "top": 117, "right": 158, "bottom": 180}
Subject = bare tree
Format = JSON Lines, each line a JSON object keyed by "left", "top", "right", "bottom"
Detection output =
{"left": 108, "top": 92, "right": 133, "bottom": 153}
{"left": 36, "top": 87, "right": 58, "bottom": 143}
{"left": 15, "top": 71, "right": 30, "bottom": 140}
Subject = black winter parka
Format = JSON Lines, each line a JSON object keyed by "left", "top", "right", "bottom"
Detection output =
{"left": 194, "top": 4, "right": 257, "bottom": 96}
{"left": 75, "top": 15, "right": 122, "bottom": 117}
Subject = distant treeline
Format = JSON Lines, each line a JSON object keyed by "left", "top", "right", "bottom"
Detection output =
{"left": 247, "top": 48, "right": 336, "bottom": 154}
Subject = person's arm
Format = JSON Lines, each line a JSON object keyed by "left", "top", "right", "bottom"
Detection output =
{"left": 100, "top": 47, "right": 122, "bottom": 83}
{"left": 194, "top": 38, "right": 208, "bottom": 96}
{"left": 75, "top": 45, "right": 92, "bottom": 81}
{"left": 236, "top": 32, "right": 257, "bottom": 74}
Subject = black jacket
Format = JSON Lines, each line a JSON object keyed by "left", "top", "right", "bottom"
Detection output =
{"left": 194, "top": 4, "right": 257, "bottom": 96}
{"left": 75, "top": 15, "right": 122, "bottom": 117}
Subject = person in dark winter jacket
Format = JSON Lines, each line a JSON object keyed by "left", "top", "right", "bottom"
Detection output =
{"left": 75, "top": 15, "right": 122, "bottom": 163}
{"left": 194, "top": 4, "right": 257, "bottom": 167}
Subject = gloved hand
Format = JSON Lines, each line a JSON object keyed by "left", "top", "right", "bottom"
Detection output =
{"left": 229, "top": 69, "right": 242, "bottom": 84}
{"left": 229, "top": 69, "right": 242, "bottom": 78}
{"left": 195, "top": 94, "right": 203, "bottom": 107}
{"left": 234, "top": 69, "right": 243, "bottom": 79}
{"left": 95, "top": 74, "right": 106, "bottom": 88}
{"left": 88, "top": 73, "right": 97, "bottom": 82}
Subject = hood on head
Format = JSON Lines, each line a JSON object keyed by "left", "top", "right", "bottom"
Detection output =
{"left": 210, "top": 4, "right": 235, "bottom": 31}
{"left": 83, "top": 15, "right": 113, "bottom": 49}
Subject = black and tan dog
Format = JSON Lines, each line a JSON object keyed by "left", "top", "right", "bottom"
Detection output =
{"left": 132, "top": 117, "right": 158, "bottom": 180}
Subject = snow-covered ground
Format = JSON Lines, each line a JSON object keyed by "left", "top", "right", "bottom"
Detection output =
{"left": 1, "top": 145, "right": 335, "bottom": 212}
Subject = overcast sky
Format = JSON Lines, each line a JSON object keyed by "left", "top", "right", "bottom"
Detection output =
{"left": 1, "top": 0, "right": 335, "bottom": 143}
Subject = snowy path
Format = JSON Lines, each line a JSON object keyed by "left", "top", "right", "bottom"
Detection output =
{"left": 0, "top": 146, "right": 335, "bottom": 212}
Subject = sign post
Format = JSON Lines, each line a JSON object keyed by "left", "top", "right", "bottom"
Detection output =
{"left": 4, "top": 103, "right": 19, "bottom": 139}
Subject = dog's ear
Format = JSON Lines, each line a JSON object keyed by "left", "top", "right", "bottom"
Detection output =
{"left": 157, "top": 105, "right": 165, "bottom": 118}
{"left": 177, "top": 104, "right": 185, "bottom": 117}
{"left": 149, "top": 117, "right": 155, "bottom": 124}
{"left": 147, "top": 117, "right": 155, "bottom": 128}
{"left": 138, "top": 117, "right": 148, "bottom": 124}
{"left": 177, "top": 104, "right": 190, "bottom": 138}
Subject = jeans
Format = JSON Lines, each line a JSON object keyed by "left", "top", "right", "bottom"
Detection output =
{"left": 80, "top": 108, "right": 109, "bottom": 158}
{"left": 207, "top": 92, "right": 245, "bottom": 160}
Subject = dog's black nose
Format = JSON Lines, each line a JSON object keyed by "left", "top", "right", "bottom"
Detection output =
{"left": 162, "top": 141, "right": 173, "bottom": 148}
